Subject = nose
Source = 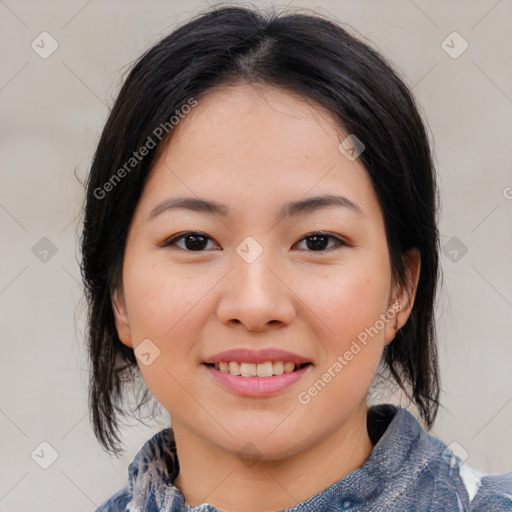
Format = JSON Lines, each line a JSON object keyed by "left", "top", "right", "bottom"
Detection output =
{"left": 215, "top": 250, "right": 296, "bottom": 332}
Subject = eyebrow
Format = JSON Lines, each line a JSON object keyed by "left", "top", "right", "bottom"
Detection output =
{"left": 146, "top": 194, "right": 364, "bottom": 222}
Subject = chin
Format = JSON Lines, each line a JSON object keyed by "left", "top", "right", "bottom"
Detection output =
{"left": 225, "top": 424, "right": 310, "bottom": 461}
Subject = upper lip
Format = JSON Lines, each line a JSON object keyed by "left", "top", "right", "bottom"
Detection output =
{"left": 203, "top": 348, "right": 311, "bottom": 365}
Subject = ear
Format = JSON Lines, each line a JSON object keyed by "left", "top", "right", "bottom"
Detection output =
{"left": 112, "top": 289, "right": 134, "bottom": 348}
{"left": 384, "top": 248, "right": 421, "bottom": 344}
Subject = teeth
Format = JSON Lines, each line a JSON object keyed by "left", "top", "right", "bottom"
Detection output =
{"left": 256, "top": 362, "right": 273, "bottom": 377}
{"left": 284, "top": 362, "right": 295, "bottom": 373}
{"left": 228, "top": 361, "right": 241, "bottom": 375}
{"left": 240, "top": 363, "right": 257, "bottom": 377}
{"left": 214, "top": 361, "right": 305, "bottom": 377}
{"left": 273, "top": 361, "right": 284, "bottom": 375}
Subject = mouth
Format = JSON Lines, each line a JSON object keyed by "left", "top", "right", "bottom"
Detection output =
{"left": 201, "top": 361, "right": 314, "bottom": 398}
{"left": 203, "top": 361, "right": 312, "bottom": 377}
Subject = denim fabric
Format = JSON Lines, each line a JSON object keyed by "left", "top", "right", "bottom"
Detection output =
{"left": 96, "top": 404, "right": 512, "bottom": 511}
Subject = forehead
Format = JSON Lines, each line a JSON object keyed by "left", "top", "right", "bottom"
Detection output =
{"left": 168, "top": 83, "right": 344, "bottom": 162}
{"left": 139, "top": 83, "right": 380, "bottom": 223}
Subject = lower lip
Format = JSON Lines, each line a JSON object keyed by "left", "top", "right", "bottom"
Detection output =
{"left": 203, "top": 364, "right": 311, "bottom": 397}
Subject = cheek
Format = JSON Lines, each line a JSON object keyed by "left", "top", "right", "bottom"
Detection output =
{"left": 124, "top": 281, "right": 200, "bottom": 415}
{"left": 295, "top": 257, "right": 391, "bottom": 407}
{"left": 302, "top": 259, "right": 391, "bottom": 343}
{"left": 121, "top": 255, "right": 227, "bottom": 401}
{"left": 123, "top": 255, "right": 210, "bottom": 341}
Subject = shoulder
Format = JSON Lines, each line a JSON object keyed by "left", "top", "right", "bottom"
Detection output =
{"left": 370, "top": 406, "right": 512, "bottom": 510}
{"left": 420, "top": 427, "right": 512, "bottom": 510}
{"left": 420, "top": 423, "right": 512, "bottom": 510}
{"left": 469, "top": 470, "right": 512, "bottom": 511}
{"left": 95, "top": 485, "right": 131, "bottom": 512}
{"left": 417, "top": 427, "right": 512, "bottom": 511}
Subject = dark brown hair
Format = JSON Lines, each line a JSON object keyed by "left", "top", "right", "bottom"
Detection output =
{"left": 81, "top": 5, "right": 441, "bottom": 456}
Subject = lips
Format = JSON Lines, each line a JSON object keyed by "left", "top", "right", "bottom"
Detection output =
{"left": 202, "top": 348, "right": 313, "bottom": 396}
{"left": 203, "top": 348, "right": 311, "bottom": 366}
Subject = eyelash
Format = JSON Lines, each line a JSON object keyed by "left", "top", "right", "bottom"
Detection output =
{"left": 158, "top": 231, "right": 347, "bottom": 253}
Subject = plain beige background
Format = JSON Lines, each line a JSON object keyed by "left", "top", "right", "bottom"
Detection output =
{"left": 1, "top": 0, "right": 511, "bottom": 510}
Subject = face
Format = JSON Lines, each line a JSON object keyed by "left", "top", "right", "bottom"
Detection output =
{"left": 113, "top": 83, "right": 419, "bottom": 461}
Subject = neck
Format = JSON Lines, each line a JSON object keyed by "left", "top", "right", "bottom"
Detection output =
{"left": 173, "top": 405, "right": 373, "bottom": 512}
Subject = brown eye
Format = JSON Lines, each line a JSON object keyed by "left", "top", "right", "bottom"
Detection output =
{"left": 294, "top": 232, "right": 346, "bottom": 252}
{"left": 161, "top": 231, "right": 219, "bottom": 251}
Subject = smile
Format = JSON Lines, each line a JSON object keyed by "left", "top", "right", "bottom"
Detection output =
{"left": 203, "top": 362, "right": 312, "bottom": 397}
{"left": 207, "top": 361, "right": 311, "bottom": 377}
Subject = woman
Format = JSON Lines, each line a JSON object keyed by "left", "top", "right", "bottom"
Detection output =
{"left": 81, "top": 5, "right": 511, "bottom": 511}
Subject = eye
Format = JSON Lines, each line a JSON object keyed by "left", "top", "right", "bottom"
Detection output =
{"left": 293, "top": 231, "right": 346, "bottom": 252}
{"left": 159, "top": 231, "right": 219, "bottom": 251}
{"left": 158, "top": 230, "right": 347, "bottom": 253}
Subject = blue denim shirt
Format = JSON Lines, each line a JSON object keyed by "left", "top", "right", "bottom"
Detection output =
{"left": 96, "top": 404, "right": 512, "bottom": 511}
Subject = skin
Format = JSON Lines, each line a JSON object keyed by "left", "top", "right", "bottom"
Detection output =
{"left": 113, "top": 82, "right": 421, "bottom": 512}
